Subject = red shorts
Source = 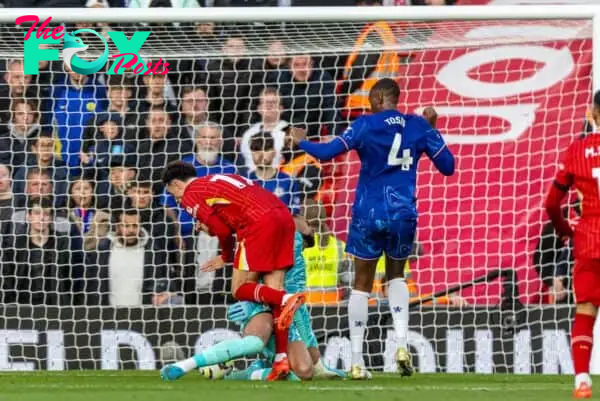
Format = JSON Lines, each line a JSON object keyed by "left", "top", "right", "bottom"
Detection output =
{"left": 233, "top": 207, "right": 295, "bottom": 273}
{"left": 574, "top": 258, "right": 600, "bottom": 305}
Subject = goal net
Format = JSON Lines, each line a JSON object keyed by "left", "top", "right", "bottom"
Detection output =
{"left": 0, "top": 8, "right": 592, "bottom": 374}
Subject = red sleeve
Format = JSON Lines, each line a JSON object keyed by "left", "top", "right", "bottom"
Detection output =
{"left": 544, "top": 149, "right": 574, "bottom": 239}
{"left": 204, "top": 214, "right": 235, "bottom": 263}
{"left": 181, "top": 183, "right": 236, "bottom": 263}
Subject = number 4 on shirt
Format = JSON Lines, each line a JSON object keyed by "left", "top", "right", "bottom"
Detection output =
{"left": 388, "top": 133, "right": 414, "bottom": 171}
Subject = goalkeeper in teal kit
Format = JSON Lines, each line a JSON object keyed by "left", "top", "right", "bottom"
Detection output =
{"left": 201, "top": 232, "right": 345, "bottom": 381}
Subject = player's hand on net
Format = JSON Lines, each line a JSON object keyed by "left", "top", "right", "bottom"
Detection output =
{"left": 288, "top": 126, "right": 307, "bottom": 145}
{"left": 200, "top": 255, "right": 226, "bottom": 272}
{"left": 423, "top": 107, "right": 438, "bottom": 128}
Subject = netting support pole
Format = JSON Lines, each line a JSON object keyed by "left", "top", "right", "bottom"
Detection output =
{"left": 594, "top": 12, "right": 600, "bottom": 94}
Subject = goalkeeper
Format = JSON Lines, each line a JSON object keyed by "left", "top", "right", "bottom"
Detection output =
{"left": 201, "top": 231, "right": 346, "bottom": 381}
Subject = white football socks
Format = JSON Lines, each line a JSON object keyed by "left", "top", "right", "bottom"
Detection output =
{"left": 388, "top": 278, "right": 409, "bottom": 349}
{"left": 173, "top": 357, "right": 198, "bottom": 373}
{"left": 348, "top": 289, "right": 369, "bottom": 366}
{"left": 576, "top": 373, "right": 592, "bottom": 387}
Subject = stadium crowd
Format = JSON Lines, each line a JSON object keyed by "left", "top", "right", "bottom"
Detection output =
{"left": 0, "top": 0, "right": 464, "bottom": 309}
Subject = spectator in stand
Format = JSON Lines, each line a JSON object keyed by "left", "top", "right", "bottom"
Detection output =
{"left": 246, "top": 133, "right": 301, "bottom": 215}
{"left": 0, "top": 164, "right": 14, "bottom": 231}
{"left": 179, "top": 86, "right": 236, "bottom": 158}
{"left": 53, "top": 65, "right": 107, "bottom": 170}
{"left": 534, "top": 206, "right": 576, "bottom": 304}
{"left": 14, "top": 167, "right": 67, "bottom": 209}
{"left": 84, "top": 207, "right": 175, "bottom": 307}
{"left": 80, "top": 113, "right": 137, "bottom": 172}
{"left": 68, "top": 176, "right": 110, "bottom": 251}
{"left": 0, "top": 98, "right": 42, "bottom": 169}
{"left": 105, "top": 75, "right": 143, "bottom": 132}
{"left": 0, "top": 60, "right": 33, "bottom": 127}
{"left": 96, "top": 155, "right": 138, "bottom": 211}
{"left": 279, "top": 55, "right": 335, "bottom": 139}
{"left": 0, "top": 197, "right": 83, "bottom": 306}
{"left": 254, "top": 39, "right": 289, "bottom": 88}
{"left": 240, "top": 87, "right": 288, "bottom": 171}
{"left": 139, "top": 107, "right": 192, "bottom": 186}
{"left": 204, "top": 36, "right": 252, "bottom": 137}
{"left": 126, "top": 175, "right": 179, "bottom": 254}
{"left": 137, "top": 72, "right": 178, "bottom": 120}
{"left": 13, "top": 129, "right": 68, "bottom": 209}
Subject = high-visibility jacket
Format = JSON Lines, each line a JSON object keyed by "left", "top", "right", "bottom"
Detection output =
{"left": 342, "top": 21, "right": 399, "bottom": 112}
{"left": 280, "top": 152, "right": 334, "bottom": 209}
{"left": 302, "top": 233, "right": 347, "bottom": 304}
{"left": 280, "top": 153, "right": 320, "bottom": 177}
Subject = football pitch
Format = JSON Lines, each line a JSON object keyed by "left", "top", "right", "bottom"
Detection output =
{"left": 0, "top": 371, "right": 580, "bottom": 401}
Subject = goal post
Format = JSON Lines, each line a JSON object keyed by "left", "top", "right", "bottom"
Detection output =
{"left": 0, "top": 5, "right": 595, "bottom": 373}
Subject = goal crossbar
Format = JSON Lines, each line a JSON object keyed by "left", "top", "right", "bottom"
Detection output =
{"left": 0, "top": 5, "right": 599, "bottom": 23}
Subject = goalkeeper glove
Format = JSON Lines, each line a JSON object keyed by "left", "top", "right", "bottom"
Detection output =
{"left": 227, "top": 301, "right": 255, "bottom": 324}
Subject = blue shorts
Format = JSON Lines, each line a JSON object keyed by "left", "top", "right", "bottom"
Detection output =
{"left": 346, "top": 217, "right": 417, "bottom": 260}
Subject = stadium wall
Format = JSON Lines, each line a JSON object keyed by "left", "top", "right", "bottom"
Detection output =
{"left": 0, "top": 305, "right": 588, "bottom": 374}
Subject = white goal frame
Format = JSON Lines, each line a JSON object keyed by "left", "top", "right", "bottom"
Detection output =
{"left": 1, "top": 5, "right": 598, "bottom": 88}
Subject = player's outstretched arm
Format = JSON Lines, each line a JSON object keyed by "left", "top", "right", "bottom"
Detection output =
{"left": 297, "top": 137, "right": 348, "bottom": 161}
{"left": 290, "top": 125, "right": 351, "bottom": 161}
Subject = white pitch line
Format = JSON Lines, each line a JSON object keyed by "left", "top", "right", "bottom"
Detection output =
{"left": 306, "top": 385, "right": 570, "bottom": 392}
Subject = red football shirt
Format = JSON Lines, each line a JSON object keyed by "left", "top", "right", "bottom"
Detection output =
{"left": 180, "top": 174, "right": 288, "bottom": 261}
{"left": 552, "top": 133, "right": 600, "bottom": 258}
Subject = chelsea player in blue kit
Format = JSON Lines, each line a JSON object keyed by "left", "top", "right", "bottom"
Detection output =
{"left": 291, "top": 78, "right": 455, "bottom": 379}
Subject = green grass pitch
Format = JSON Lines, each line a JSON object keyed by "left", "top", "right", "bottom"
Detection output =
{"left": 0, "top": 371, "right": 580, "bottom": 401}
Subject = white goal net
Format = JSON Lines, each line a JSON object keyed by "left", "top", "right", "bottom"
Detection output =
{"left": 0, "top": 7, "right": 593, "bottom": 374}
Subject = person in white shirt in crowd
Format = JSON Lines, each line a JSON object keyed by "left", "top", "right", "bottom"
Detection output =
{"left": 240, "top": 87, "right": 288, "bottom": 171}
{"left": 84, "top": 207, "right": 176, "bottom": 307}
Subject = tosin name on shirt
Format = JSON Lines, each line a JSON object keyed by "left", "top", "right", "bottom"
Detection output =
{"left": 384, "top": 116, "right": 406, "bottom": 127}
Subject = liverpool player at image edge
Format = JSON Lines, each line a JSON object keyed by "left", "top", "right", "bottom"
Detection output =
{"left": 545, "top": 90, "right": 600, "bottom": 399}
{"left": 160, "top": 163, "right": 305, "bottom": 381}
{"left": 289, "top": 78, "right": 455, "bottom": 379}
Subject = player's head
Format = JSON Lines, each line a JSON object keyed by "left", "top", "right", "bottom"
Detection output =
{"left": 369, "top": 78, "right": 400, "bottom": 113}
{"left": 593, "top": 90, "right": 600, "bottom": 127}
{"left": 162, "top": 161, "right": 197, "bottom": 202}
{"left": 250, "top": 132, "right": 276, "bottom": 170}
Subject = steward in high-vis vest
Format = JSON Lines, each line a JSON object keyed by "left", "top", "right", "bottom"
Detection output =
{"left": 337, "top": 21, "right": 400, "bottom": 120}
{"left": 302, "top": 201, "right": 350, "bottom": 304}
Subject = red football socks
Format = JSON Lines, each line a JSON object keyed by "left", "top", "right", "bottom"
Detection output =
{"left": 234, "top": 282, "right": 285, "bottom": 306}
{"left": 272, "top": 305, "right": 289, "bottom": 355}
{"left": 572, "top": 313, "right": 595, "bottom": 375}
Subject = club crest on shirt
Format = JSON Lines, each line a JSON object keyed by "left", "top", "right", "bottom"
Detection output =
{"left": 274, "top": 187, "right": 285, "bottom": 198}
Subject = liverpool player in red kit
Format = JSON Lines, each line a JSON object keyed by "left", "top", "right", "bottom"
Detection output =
{"left": 162, "top": 161, "right": 305, "bottom": 380}
{"left": 545, "top": 91, "right": 600, "bottom": 399}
